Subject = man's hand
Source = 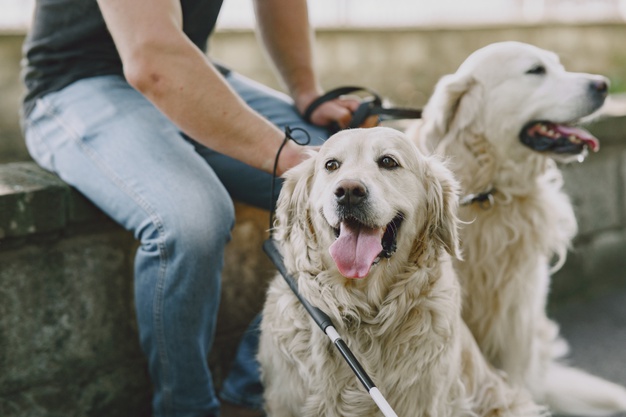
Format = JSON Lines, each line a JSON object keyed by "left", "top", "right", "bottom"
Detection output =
{"left": 296, "top": 92, "right": 380, "bottom": 130}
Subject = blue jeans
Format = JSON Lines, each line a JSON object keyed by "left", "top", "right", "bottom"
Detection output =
{"left": 22, "top": 73, "right": 330, "bottom": 417}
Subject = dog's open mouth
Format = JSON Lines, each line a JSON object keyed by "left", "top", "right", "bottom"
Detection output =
{"left": 519, "top": 121, "right": 600, "bottom": 155}
{"left": 329, "top": 214, "right": 403, "bottom": 279}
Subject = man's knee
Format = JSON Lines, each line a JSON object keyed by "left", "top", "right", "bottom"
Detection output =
{"left": 138, "top": 193, "right": 235, "bottom": 261}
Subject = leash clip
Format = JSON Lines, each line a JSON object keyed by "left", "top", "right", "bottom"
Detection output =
{"left": 460, "top": 189, "right": 495, "bottom": 209}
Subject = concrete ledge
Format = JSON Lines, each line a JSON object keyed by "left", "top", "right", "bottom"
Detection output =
{"left": 0, "top": 163, "right": 116, "bottom": 242}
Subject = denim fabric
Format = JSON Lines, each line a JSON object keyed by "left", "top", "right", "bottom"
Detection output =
{"left": 219, "top": 313, "right": 264, "bottom": 408}
{"left": 22, "top": 73, "right": 329, "bottom": 417}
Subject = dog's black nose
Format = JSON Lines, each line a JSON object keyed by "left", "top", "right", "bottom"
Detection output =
{"left": 335, "top": 180, "right": 368, "bottom": 207}
{"left": 589, "top": 79, "right": 609, "bottom": 98}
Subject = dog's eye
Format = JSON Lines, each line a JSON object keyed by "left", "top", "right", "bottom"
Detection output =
{"left": 526, "top": 65, "right": 546, "bottom": 75}
{"left": 325, "top": 159, "right": 341, "bottom": 172}
{"left": 378, "top": 156, "right": 399, "bottom": 170}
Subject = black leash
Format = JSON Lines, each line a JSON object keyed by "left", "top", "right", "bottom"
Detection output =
{"left": 263, "top": 127, "right": 399, "bottom": 417}
{"left": 303, "top": 86, "right": 422, "bottom": 133}
{"left": 305, "top": 87, "right": 497, "bottom": 211}
{"left": 267, "top": 126, "right": 311, "bottom": 233}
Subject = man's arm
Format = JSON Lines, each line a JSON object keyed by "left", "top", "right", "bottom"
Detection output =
{"left": 254, "top": 0, "right": 373, "bottom": 129}
{"left": 96, "top": 0, "right": 306, "bottom": 175}
{"left": 253, "top": 0, "right": 320, "bottom": 111}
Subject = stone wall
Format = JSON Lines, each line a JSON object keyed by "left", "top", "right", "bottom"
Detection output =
{"left": 0, "top": 163, "right": 277, "bottom": 416}
{"left": 209, "top": 23, "right": 626, "bottom": 109}
{"left": 0, "top": 163, "right": 150, "bottom": 416}
{"left": 0, "top": 34, "right": 26, "bottom": 162}
{"left": 3, "top": 23, "right": 626, "bottom": 161}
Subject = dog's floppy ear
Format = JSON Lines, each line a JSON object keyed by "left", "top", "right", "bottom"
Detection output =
{"left": 421, "top": 156, "right": 461, "bottom": 259}
{"left": 420, "top": 71, "right": 481, "bottom": 153}
{"left": 273, "top": 156, "right": 318, "bottom": 266}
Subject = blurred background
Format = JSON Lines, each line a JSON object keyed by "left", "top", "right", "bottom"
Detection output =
{"left": 5, "top": 0, "right": 626, "bottom": 28}
{"left": 2, "top": 0, "right": 626, "bottom": 162}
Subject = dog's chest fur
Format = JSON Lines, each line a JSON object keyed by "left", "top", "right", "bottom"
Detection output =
{"left": 455, "top": 165, "right": 577, "bottom": 381}
{"left": 260, "top": 260, "right": 467, "bottom": 417}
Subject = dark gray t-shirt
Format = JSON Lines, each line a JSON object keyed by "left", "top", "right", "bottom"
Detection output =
{"left": 22, "top": 0, "right": 224, "bottom": 116}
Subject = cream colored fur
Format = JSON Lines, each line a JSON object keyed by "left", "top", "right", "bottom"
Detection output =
{"left": 411, "top": 41, "right": 626, "bottom": 416}
{"left": 258, "top": 127, "right": 542, "bottom": 417}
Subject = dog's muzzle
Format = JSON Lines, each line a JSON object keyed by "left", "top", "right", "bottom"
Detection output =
{"left": 519, "top": 79, "right": 607, "bottom": 157}
{"left": 328, "top": 180, "right": 403, "bottom": 279}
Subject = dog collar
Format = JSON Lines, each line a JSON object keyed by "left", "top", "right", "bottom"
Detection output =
{"left": 459, "top": 188, "right": 495, "bottom": 209}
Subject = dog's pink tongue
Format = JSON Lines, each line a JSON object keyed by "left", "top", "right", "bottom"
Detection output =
{"left": 557, "top": 124, "right": 600, "bottom": 152}
{"left": 329, "top": 222, "right": 384, "bottom": 279}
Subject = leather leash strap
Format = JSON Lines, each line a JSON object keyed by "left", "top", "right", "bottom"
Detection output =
{"left": 303, "top": 86, "right": 422, "bottom": 133}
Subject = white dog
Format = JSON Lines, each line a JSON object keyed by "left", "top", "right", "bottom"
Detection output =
{"left": 258, "top": 127, "right": 542, "bottom": 417}
{"left": 411, "top": 41, "right": 626, "bottom": 416}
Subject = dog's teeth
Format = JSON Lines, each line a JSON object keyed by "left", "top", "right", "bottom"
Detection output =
{"left": 570, "top": 135, "right": 581, "bottom": 143}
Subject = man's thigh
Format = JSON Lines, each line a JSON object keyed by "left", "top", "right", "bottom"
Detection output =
{"left": 24, "top": 75, "right": 234, "bottom": 234}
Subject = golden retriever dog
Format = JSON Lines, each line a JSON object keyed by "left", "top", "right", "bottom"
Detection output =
{"left": 258, "top": 127, "right": 542, "bottom": 417}
{"left": 410, "top": 41, "right": 626, "bottom": 416}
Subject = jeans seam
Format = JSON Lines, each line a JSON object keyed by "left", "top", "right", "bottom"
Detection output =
{"left": 25, "top": 99, "right": 58, "bottom": 172}
{"left": 39, "top": 97, "right": 175, "bottom": 415}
